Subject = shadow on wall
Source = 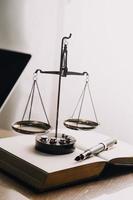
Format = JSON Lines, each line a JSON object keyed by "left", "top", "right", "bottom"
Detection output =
{"left": 0, "top": 0, "right": 27, "bottom": 130}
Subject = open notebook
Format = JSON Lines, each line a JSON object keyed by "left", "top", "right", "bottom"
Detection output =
{"left": 0, "top": 129, "right": 133, "bottom": 191}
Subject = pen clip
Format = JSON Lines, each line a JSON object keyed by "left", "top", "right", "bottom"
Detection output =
{"left": 100, "top": 139, "right": 117, "bottom": 151}
{"left": 99, "top": 142, "right": 107, "bottom": 150}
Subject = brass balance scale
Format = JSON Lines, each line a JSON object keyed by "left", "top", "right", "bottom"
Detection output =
{"left": 12, "top": 34, "right": 99, "bottom": 155}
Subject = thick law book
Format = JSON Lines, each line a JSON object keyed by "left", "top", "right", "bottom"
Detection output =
{"left": 0, "top": 130, "right": 133, "bottom": 191}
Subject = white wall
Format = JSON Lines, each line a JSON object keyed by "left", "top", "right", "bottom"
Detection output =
{"left": 0, "top": 0, "right": 65, "bottom": 129}
{"left": 62, "top": 0, "right": 133, "bottom": 144}
{"left": 0, "top": 0, "right": 133, "bottom": 144}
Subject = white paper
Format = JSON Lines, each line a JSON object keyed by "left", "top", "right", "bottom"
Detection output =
{"left": 0, "top": 134, "right": 104, "bottom": 173}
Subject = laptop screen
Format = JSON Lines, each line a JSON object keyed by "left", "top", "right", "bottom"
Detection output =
{"left": 0, "top": 49, "right": 31, "bottom": 109}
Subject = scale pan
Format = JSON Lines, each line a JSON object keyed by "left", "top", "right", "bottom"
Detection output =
{"left": 12, "top": 120, "right": 51, "bottom": 134}
{"left": 64, "top": 118, "right": 98, "bottom": 130}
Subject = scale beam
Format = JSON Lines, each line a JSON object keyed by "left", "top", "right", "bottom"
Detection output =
{"left": 34, "top": 69, "right": 88, "bottom": 77}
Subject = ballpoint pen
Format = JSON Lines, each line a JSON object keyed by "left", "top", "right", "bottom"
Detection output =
{"left": 75, "top": 138, "right": 117, "bottom": 161}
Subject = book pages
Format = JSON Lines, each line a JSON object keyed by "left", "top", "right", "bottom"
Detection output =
{"left": 61, "top": 129, "right": 110, "bottom": 150}
{"left": 59, "top": 129, "right": 133, "bottom": 164}
{"left": 98, "top": 140, "right": 133, "bottom": 163}
{"left": 0, "top": 135, "right": 105, "bottom": 173}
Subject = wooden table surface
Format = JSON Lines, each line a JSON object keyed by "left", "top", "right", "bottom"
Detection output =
{"left": 0, "top": 129, "right": 133, "bottom": 200}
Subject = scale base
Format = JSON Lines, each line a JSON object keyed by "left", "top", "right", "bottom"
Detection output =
{"left": 35, "top": 133, "right": 76, "bottom": 155}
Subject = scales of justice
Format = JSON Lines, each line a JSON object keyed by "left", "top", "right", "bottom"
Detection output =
{"left": 12, "top": 34, "right": 99, "bottom": 155}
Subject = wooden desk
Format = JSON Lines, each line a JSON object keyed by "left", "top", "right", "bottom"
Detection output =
{"left": 0, "top": 130, "right": 133, "bottom": 200}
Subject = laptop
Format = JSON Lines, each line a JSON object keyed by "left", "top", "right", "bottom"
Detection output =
{"left": 0, "top": 49, "right": 31, "bottom": 111}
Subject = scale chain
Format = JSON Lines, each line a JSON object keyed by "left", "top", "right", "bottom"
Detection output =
{"left": 35, "top": 80, "right": 50, "bottom": 125}
{"left": 22, "top": 80, "right": 36, "bottom": 121}
{"left": 77, "top": 82, "right": 87, "bottom": 122}
{"left": 87, "top": 83, "right": 99, "bottom": 124}
{"left": 28, "top": 80, "right": 36, "bottom": 120}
